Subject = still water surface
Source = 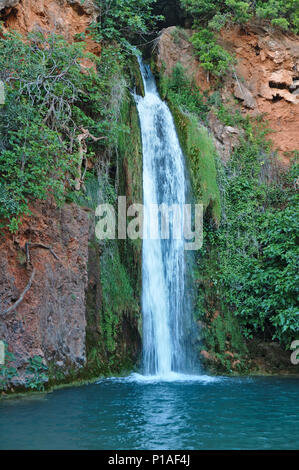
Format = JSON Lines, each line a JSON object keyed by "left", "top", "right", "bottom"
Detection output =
{"left": 0, "top": 375, "right": 298, "bottom": 450}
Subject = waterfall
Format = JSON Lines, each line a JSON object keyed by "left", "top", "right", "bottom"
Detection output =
{"left": 134, "top": 59, "right": 197, "bottom": 378}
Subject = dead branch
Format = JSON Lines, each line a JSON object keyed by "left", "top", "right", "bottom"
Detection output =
{"left": 25, "top": 242, "right": 61, "bottom": 264}
{"left": 0, "top": 268, "right": 36, "bottom": 316}
{"left": 75, "top": 127, "right": 106, "bottom": 191}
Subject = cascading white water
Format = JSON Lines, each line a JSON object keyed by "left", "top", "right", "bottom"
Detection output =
{"left": 134, "top": 59, "right": 196, "bottom": 378}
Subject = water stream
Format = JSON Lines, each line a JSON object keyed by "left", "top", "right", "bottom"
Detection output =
{"left": 134, "top": 59, "right": 196, "bottom": 377}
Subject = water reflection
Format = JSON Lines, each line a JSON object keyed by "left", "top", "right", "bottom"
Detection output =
{"left": 0, "top": 377, "right": 298, "bottom": 450}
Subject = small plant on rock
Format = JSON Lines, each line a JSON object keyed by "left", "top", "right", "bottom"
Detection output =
{"left": 25, "top": 355, "right": 48, "bottom": 392}
{"left": 0, "top": 343, "right": 18, "bottom": 391}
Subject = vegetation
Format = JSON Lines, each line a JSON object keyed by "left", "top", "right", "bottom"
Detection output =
{"left": 0, "top": 13, "right": 144, "bottom": 385}
{"left": 160, "top": 63, "right": 221, "bottom": 222}
{"left": 160, "top": 62, "right": 209, "bottom": 116}
{"left": 178, "top": 0, "right": 299, "bottom": 79}
{"left": 190, "top": 28, "right": 234, "bottom": 77}
{"left": 0, "top": 0, "right": 298, "bottom": 383}
{"left": 181, "top": 0, "right": 299, "bottom": 33}
{"left": 159, "top": 63, "right": 298, "bottom": 370}
{"left": 89, "top": 0, "right": 163, "bottom": 52}
{"left": 101, "top": 241, "right": 139, "bottom": 357}
{"left": 0, "top": 343, "right": 18, "bottom": 390}
{"left": 0, "top": 345, "right": 48, "bottom": 392}
{"left": 199, "top": 113, "right": 299, "bottom": 357}
{"left": 0, "top": 30, "right": 125, "bottom": 231}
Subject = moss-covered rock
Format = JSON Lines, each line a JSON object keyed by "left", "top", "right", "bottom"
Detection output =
{"left": 84, "top": 87, "right": 143, "bottom": 378}
{"left": 169, "top": 101, "right": 221, "bottom": 224}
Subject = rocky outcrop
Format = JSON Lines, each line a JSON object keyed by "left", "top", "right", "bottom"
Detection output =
{"left": 208, "top": 109, "right": 244, "bottom": 163}
{"left": 1, "top": 0, "right": 99, "bottom": 40}
{"left": 0, "top": 200, "right": 90, "bottom": 382}
{"left": 157, "top": 25, "right": 299, "bottom": 164}
{"left": 0, "top": 0, "right": 19, "bottom": 9}
{"left": 156, "top": 26, "right": 210, "bottom": 92}
{"left": 219, "top": 26, "right": 299, "bottom": 163}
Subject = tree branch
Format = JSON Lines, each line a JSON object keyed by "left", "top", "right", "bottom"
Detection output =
{"left": 0, "top": 268, "right": 36, "bottom": 316}
{"left": 25, "top": 242, "right": 61, "bottom": 263}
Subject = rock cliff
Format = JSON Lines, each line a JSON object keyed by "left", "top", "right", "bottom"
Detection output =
{"left": 0, "top": 0, "right": 142, "bottom": 390}
{"left": 0, "top": 200, "right": 89, "bottom": 385}
{"left": 0, "top": 0, "right": 98, "bottom": 39}
{"left": 156, "top": 25, "right": 299, "bottom": 164}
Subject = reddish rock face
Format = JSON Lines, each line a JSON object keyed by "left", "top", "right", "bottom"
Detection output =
{"left": 0, "top": 0, "right": 101, "bottom": 59}
{"left": 220, "top": 26, "right": 299, "bottom": 163}
{"left": 156, "top": 26, "right": 211, "bottom": 93}
{"left": 0, "top": 0, "right": 19, "bottom": 8}
{"left": 2, "top": 0, "right": 99, "bottom": 40}
{"left": 0, "top": 1, "right": 100, "bottom": 387}
{"left": 0, "top": 200, "right": 90, "bottom": 381}
{"left": 157, "top": 25, "right": 299, "bottom": 164}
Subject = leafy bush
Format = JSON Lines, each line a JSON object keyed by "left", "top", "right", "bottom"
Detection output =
{"left": 91, "top": 0, "right": 163, "bottom": 50}
{"left": 161, "top": 62, "right": 209, "bottom": 116}
{"left": 0, "top": 343, "right": 18, "bottom": 390}
{"left": 0, "top": 31, "right": 125, "bottom": 230}
{"left": 190, "top": 28, "right": 234, "bottom": 77}
{"left": 180, "top": 0, "right": 299, "bottom": 33}
{"left": 201, "top": 113, "right": 299, "bottom": 348}
{"left": 25, "top": 355, "right": 48, "bottom": 391}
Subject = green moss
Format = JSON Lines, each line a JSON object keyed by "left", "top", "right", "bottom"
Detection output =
{"left": 84, "top": 87, "right": 143, "bottom": 378}
{"left": 125, "top": 55, "right": 145, "bottom": 97}
{"left": 118, "top": 91, "right": 143, "bottom": 206}
{"left": 101, "top": 241, "right": 139, "bottom": 356}
{"left": 170, "top": 103, "right": 221, "bottom": 223}
{"left": 156, "top": 64, "right": 221, "bottom": 223}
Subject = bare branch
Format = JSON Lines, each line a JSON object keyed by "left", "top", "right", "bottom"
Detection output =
{"left": 0, "top": 268, "right": 36, "bottom": 316}
{"left": 25, "top": 242, "right": 61, "bottom": 262}
{"left": 75, "top": 128, "right": 107, "bottom": 191}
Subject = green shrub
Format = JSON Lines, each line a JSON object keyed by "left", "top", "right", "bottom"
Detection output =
{"left": 201, "top": 114, "right": 299, "bottom": 348}
{"left": 180, "top": 0, "right": 299, "bottom": 33}
{"left": 0, "top": 31, "right": 125, "bottom": 231}
{"left": 190, "top": 29, "right": 234, "bottom": 78}
{"left": 90, "top": 0, "right": 163, "bottom": 51}
{"left": 25, "top": 355, "right": 48, "bottom": 391}
{"left": 0, "top": 343, "right": 18, "bottom": 390}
